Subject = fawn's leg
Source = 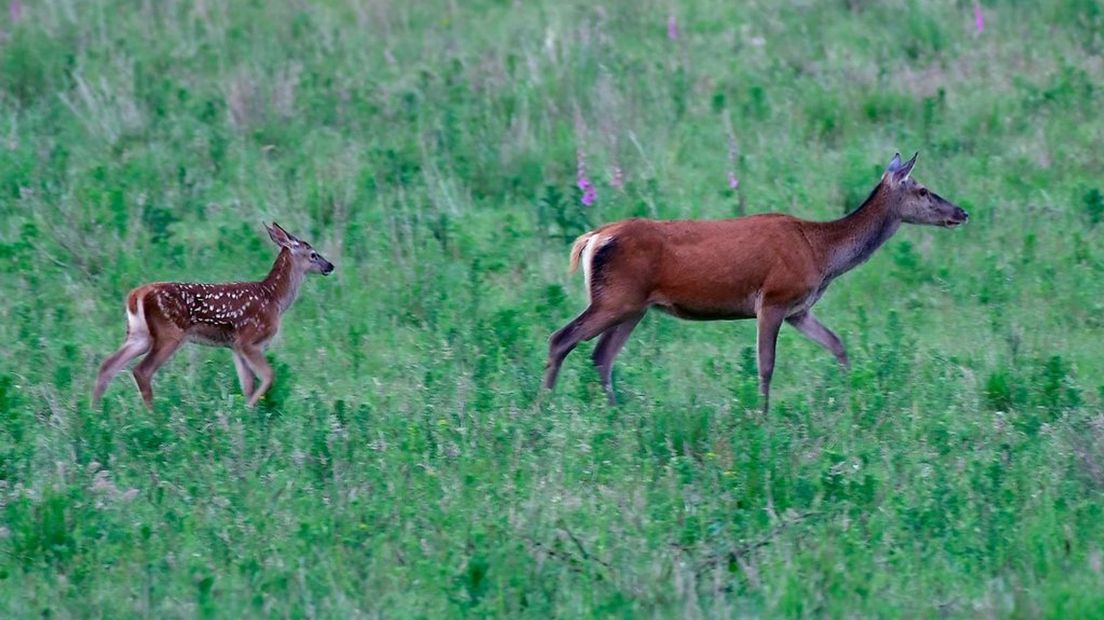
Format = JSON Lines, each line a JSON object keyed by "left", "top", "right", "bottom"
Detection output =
{"left": 232, "top": 351, "right": 256, "bottom": 399}
{"left": 238, "top": 344, "right": 274, "bottom": 408}
{"left": 132, "top": 336, "right": 184, "bottom": 409}
{"left": 93, "top": 335, "right": 150, "bottom": 405}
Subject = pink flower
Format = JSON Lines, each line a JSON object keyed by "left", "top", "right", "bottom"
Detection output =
{"left": 667, "top": 15, "right": 678, "bottom": 41}
{"left": 9, "top": 0, "right": 22, "bottom": 23}
{"left": 974, "top": 1, "right": 984, "bottom": 34}
{"left": 728, "top": 172, "right": 740, "bottom": 190}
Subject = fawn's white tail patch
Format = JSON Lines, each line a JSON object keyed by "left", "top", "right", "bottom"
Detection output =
{"left": 125, "top": 293, "right": 150, "bottom": 344}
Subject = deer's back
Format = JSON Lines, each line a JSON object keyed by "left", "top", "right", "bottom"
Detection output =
{"left": 134, "top": 281, "right": 277, "bottom": 344}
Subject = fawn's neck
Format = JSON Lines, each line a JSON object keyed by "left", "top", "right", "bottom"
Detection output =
{"left": 818, "top": 183, "right": 901, "bottom": 279}
{"left": 261, "top": 249, "right": 306, "bottom": 313}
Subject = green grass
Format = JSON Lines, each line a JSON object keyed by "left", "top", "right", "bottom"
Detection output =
{"left": 2, "top": 0, "right": 1104, "bottom": 616}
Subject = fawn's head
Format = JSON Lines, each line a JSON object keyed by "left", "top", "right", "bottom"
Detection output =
{"left": 882, "top": 152, "right": 969, "bottom": 228}
{"left": 265, "top": 222, "right": 335, "bottom": 275}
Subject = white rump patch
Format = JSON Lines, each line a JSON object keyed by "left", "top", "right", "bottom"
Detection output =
{"left": 126, "top": 295, "right": 151, "bottom": 345}
{"left": 581, "top": 234, "right": 612, "bottom": 303}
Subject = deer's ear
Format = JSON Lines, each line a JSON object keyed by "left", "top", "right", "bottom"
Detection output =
{"left": 266, "top": 222, "right": 293, "bottom": 247}
{"left": 885, "top": 152, "right": 918, "bottom": 185}
{"left": 885, "top": 153, "right": 903, "bottom": 175}
{"left": 893, "top": 151, "right": 918, "bottom": 182}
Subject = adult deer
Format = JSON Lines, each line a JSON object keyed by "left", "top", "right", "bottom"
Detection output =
{"left": 543, "top": 153, "right": 968, "bottom": 410}
{"left": 92, "top": 222, "right": 334, "bottom": 408}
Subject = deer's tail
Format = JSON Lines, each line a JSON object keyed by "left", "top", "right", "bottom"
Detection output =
{"left": 568, "top": 230, "right": 616, "bottom": 304}
{"left": 568, "top": 232, "right": 595, "bottom": 274}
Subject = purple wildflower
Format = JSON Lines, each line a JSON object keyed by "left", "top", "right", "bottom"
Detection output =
{"left": 610, "top": 165, "right": 625, "bottom": 190}
{"left": 726, "top": 137, "right": 740, "bottom": 190}
{"left": 667, "top": 14, "right": 678, "bottom": 41}
{"left": 577, "top": 150, "right": 597, "bottom": 206}
{"left": 581, "top": 184, "right": 597, "bottom": 206}
{"left": 9, "top": 0, "right": 22, "bottom": 23}
{"left": 974, "top": 1, "right": 984, "bottom": 34}
{"left": 728, "top": 171, "right": 740, "bottom": 190}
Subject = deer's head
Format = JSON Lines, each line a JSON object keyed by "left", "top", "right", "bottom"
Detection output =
{"left": 883, "top": 153, "right": 969, "bottom": 228}
{"left": 265, "top": 222, "right": 335, "bottom": 275}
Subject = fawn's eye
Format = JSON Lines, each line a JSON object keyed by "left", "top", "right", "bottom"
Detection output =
{"left": 310, "top": 252, "right": 319, "bottom": 259}
{"left": 918, "top": 188, "right": 929, "bottom": 197}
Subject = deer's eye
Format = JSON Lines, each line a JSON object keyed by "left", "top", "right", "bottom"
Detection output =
{"left": 310, "top": 252, "right": 319, "bottom": 259}
{"left": 918, "top": 188, "right": 929, "bottom": 197}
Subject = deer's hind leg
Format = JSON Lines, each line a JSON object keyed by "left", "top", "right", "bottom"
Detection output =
{"left": 93, "top": 336, "right": 150, "bottom": 406}
{"left": 132, "top": 334, "right": 184, "bottom": 409}
{"left": 544, "top": 305, "right": 636, "bottom": 392}
{"left": 93, "top": 297, "right": 153, "bottom": 406}
{"left": 591, "top": 311, "right": 645, "bottom": 404}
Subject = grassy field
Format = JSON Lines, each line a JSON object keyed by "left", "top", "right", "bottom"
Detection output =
{"left": 2, "top": 0, "right": 1104, "bottom": 616}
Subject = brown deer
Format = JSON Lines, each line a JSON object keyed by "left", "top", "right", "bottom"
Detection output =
{"left": 543, "top": 152, "right": 968, "bottom": 410}
{"left": 92, "top": 222, "right": 334, "bottom": 408}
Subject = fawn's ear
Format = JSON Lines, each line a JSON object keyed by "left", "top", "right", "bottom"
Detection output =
{"left": 266, "top": 222, "right": 297, "bottom": 247}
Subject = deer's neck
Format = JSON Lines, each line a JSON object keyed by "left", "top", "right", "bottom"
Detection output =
{"left": 262, "top": 250, "right": 306, "bottom": 313}
{"left": 818, "top": 184, "right": 901, "bottom": 280}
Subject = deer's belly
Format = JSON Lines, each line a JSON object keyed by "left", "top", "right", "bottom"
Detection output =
{"left": 650, "top": 282, "right": 830, "bottom": 321}
{"left": 655, "top": 304, "right": 756, "bottom": 321}
{"left": 650, "top": 292, "right": 759, "bottom": 321}
{"left": 185, "top": 324, "right": 235, "bottom": 347}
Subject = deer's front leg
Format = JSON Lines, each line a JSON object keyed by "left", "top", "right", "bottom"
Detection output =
{"left": 786, "top": 312, "right": 849, "bottom": 369}
{"left": 755, "top": 306, "right": 787, "bottom": 413}
{"left": 238, "top": 345, "right": 274, "bottom": 408}
{"left": 232, "top": 351, "right": 256, "bottom": 399}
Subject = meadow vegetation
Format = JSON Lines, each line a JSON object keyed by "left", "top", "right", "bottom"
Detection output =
{"left": 2, "top": 0, "right": 1103, "bottom": 615}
